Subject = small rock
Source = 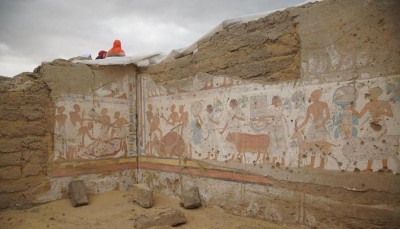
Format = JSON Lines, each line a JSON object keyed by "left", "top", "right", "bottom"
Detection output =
{"left": 68, "top": 180, "right": 88, "bottom": 207}
{"left": 133, "top": 184, "right": 153, "bottom": 208}
{"left": 134, "top": 209, "right": 187, "bottom": 229}
{"left": 180, "top": 186, "right": 201, "bottom": 209}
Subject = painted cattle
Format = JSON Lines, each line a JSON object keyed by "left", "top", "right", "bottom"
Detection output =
{"left": 154, "top": 131, "right": 186, "bottom": 158}
{"left": 226, "top": 132, "right": 270, "bottom": 163}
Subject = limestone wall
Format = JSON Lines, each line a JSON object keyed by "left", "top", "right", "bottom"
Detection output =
{"left": 38, "top": 60, "right": 138, "bottom": 203}
{"left": 137, "top": 0, "right": 400, "bottom": 228}
{"left": 0, "top": 0, "right": 399, "bottom": 227}
{"left": 0, "top": 61, "right": 138, "bottom": 208}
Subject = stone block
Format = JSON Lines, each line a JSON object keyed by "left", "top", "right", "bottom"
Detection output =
{"left": 68, "top": 180, "right": 89, "bottom": 207}
{"left": 0, "top": 139, "right": 21, "bottom": 153}
{"left": 0, "top": 108, "right": 21, "bottom": 121}
{"left": 0, "top": 176, "right": 45, "bottom": 193}
{"left": 134, "top": 209, "right": 187, "bottom": 229}
{"left": 29, "top": 151, "right": 47, "bottom": 164}
{"left": 0, "top": 193, "right": 24, "bottom": 209}
{"left": 0, "top": 166, "right": 22, "bottom": 180}
{"left": 22, "top": 163, "right": 43, "bottom": 177}
{"left": 22, "top": 137, "right": 47, "bottom": 151}
{"left": 180, "top": 186, "right": 202, "bottom": 209}
{"left": 0, "top": 192, "right": 33, "bottom": 210}
{"left": 21, "top": 108, "right": 44, "bottom": 121}
{"left": 133, "top": 183, "right": 153, "bottom": 208}
{"left": 16, "top": 125, "right": 47, "bottom": 136}
{"left": 265, "top": 43, "right": 297, "bottom": 56}
{"left": 0, "top": 152, "right": 22, "bottom": 166}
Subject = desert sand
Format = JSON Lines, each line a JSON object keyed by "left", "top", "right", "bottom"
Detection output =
{"left": 0, "top": 191, "right": 298, "bottom": 229}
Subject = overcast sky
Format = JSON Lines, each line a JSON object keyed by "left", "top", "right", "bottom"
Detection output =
{"left": 0, "top": 0, "right": 306, "bottom": 77}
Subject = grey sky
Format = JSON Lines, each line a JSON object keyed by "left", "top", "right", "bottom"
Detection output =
{"left": 0, "top": 0, "right": 305, "bottom": 77}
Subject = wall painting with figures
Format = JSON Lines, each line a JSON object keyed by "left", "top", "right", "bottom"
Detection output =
{"left": 139, "top": 73, "right": 400, "bottom": 174}
{"left": 53, "top": 76, "right": 135, "bottom": 163}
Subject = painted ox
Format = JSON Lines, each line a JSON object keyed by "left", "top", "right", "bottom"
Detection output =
{"left": 226, "top": 132, "right": 270, "bottom": 163}
{"left": 154, "top": 131, "right": 186, "bottom": 158}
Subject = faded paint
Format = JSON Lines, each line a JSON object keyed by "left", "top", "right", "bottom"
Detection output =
{"left": 139, "top": 74, "right": 400, "bottom": 174}
{"left": 1, "top": 0, "right": 399, "bottom": 227}
{"left": 53, "top": 75, "right": 135, "bottom": 161}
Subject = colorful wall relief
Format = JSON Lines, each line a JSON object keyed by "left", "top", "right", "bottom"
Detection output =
{"left": 139, "top": 74, "right": 400, "bottom": 174}
{"left": 53, "top": 78, "right": 135, "bottom": 161}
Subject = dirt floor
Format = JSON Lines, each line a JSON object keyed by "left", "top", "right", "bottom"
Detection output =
{"left": 0, "top": 191, "right": 299, "bottom": 229}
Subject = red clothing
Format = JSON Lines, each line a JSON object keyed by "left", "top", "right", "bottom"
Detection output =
{"left": 107, "top": 40, "right": 126, "bottom": 57}
{"left": 96, "top": 50, "right": 107, "bottom": 59}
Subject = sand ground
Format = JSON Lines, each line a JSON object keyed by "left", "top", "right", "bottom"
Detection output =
{"left": 0, "top": 191, "right": 300, "bottom": 229}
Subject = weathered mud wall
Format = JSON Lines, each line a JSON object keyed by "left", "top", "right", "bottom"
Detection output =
{"left": 137, "top": 0, "right": 400, "bottom": 228}
{"left": 0, "top": 73, "right": 52, "bottom": 209}
{"left": 0, "top": 61, "right": 138, "bottom": 208}
{"left": 142, "top": 9, "right": 300, "bottom": 85}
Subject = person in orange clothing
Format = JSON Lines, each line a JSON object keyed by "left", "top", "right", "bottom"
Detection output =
{"left": 107, "top": 40, "right": 126, "bottom": 57}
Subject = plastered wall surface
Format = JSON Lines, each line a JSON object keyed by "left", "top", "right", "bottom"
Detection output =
{"left": 295, "top": 0, "right": 400, "bottom": 83}
{"left": 0, "top": 0, "right": 399, "bottom": 227}
{"left": 41, "top": 61, "right": 138, "bottom": 201}
{"left": 137, "top": 74, "right": 400, "bottom": 227}
{"left": 137, "top": 0, "right": 400, "bottom": 227}
{"left": 140, "top": 74, "right": 400, "bottom": 173}
{"left": 0, "top": 61, "right": 138, "bottom": 208}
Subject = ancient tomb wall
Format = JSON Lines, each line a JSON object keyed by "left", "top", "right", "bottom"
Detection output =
{"left": 0, "top": 73, "right": 53, "bottom": 209}
{"left": 137, "top": 0, "right": 400, "bottom": 227}
{"left": 0, "top": 61, "right": 138, "bottom": 208}
{"left": 40, "top": 61, "right": 138, "bottom": 203}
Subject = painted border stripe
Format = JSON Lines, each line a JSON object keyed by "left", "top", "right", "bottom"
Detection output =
{"left": 139, "top": 156, "right": 233, "bottom": 171}
{"left": 139, "top": 162, "right": 272, "bottom": 185}
{"left": 49, "top": 163, "right": 137, "bottom": 177}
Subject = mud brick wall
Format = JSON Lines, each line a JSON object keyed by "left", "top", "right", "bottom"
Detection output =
{"left": 0, "top": 73, "right": 52, "bottom": 209}
{"left": 142, "top": 10, "right": 300, "bottom": 85}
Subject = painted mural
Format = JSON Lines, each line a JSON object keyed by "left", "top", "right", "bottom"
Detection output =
{"left": 53, "top": 78, "right": 135, "bottom": 161}
{"left": 139, "top": 74, "right": 400, "bottom": 174}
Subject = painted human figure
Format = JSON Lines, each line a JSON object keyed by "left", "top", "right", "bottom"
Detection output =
{"left": 220, "top": 99, "right": 247, "bottom": 162}
{"left": 69, "top": 104, "right": 84, "bottom": 128}
{"left": 55, "top": 106, "right": 68, "bottom": 135}
{"left": 268, "top": 96, "right": 289, "bottom": 166}
{"left": 178, "top": 105, "right": 189, "bottom": 136}
{"left": 54, "top": 106, "right": 68, "bottom": 160}
{"left": 351, "top": 86, "right": 394, "bottom": 171}
{"left": 145, "top": 104, "right": 162, "bottom": 155}
{"left": 295, "top": 90, "right": 330, "bottom": 168}
{"left": 178, "top": 105, "right": 190, "bottom": 158}
{"left": 203, "top": 104, "right": 221, "bottom": 160}
{"left": 334, "top": 104, "right": 358, "bottom": 140}
{"left": 162, "top": 104, "right": 180, "bottom": 127}
{"left": 220, "top": 99, "right": 246, "bottom": 135}
{"left": 191, "top": 104, "right": 203, "bottom": 146}
{"left": 72, "top": 121, "right": 95, "bottom": 159}
{"left": 96, "top": 108, "right": 111, "bottom": 141}
{"left": 111, "top": 111, "right": 129, "bottom": 153}
{"left": 78, "top": 121, "right": 95, "bottom": 147}
{"left": 67, "top": 104, "right": 84, "bottom": 159}
{"left": 186, "top": 101, "right": 204, "bottom": 159}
